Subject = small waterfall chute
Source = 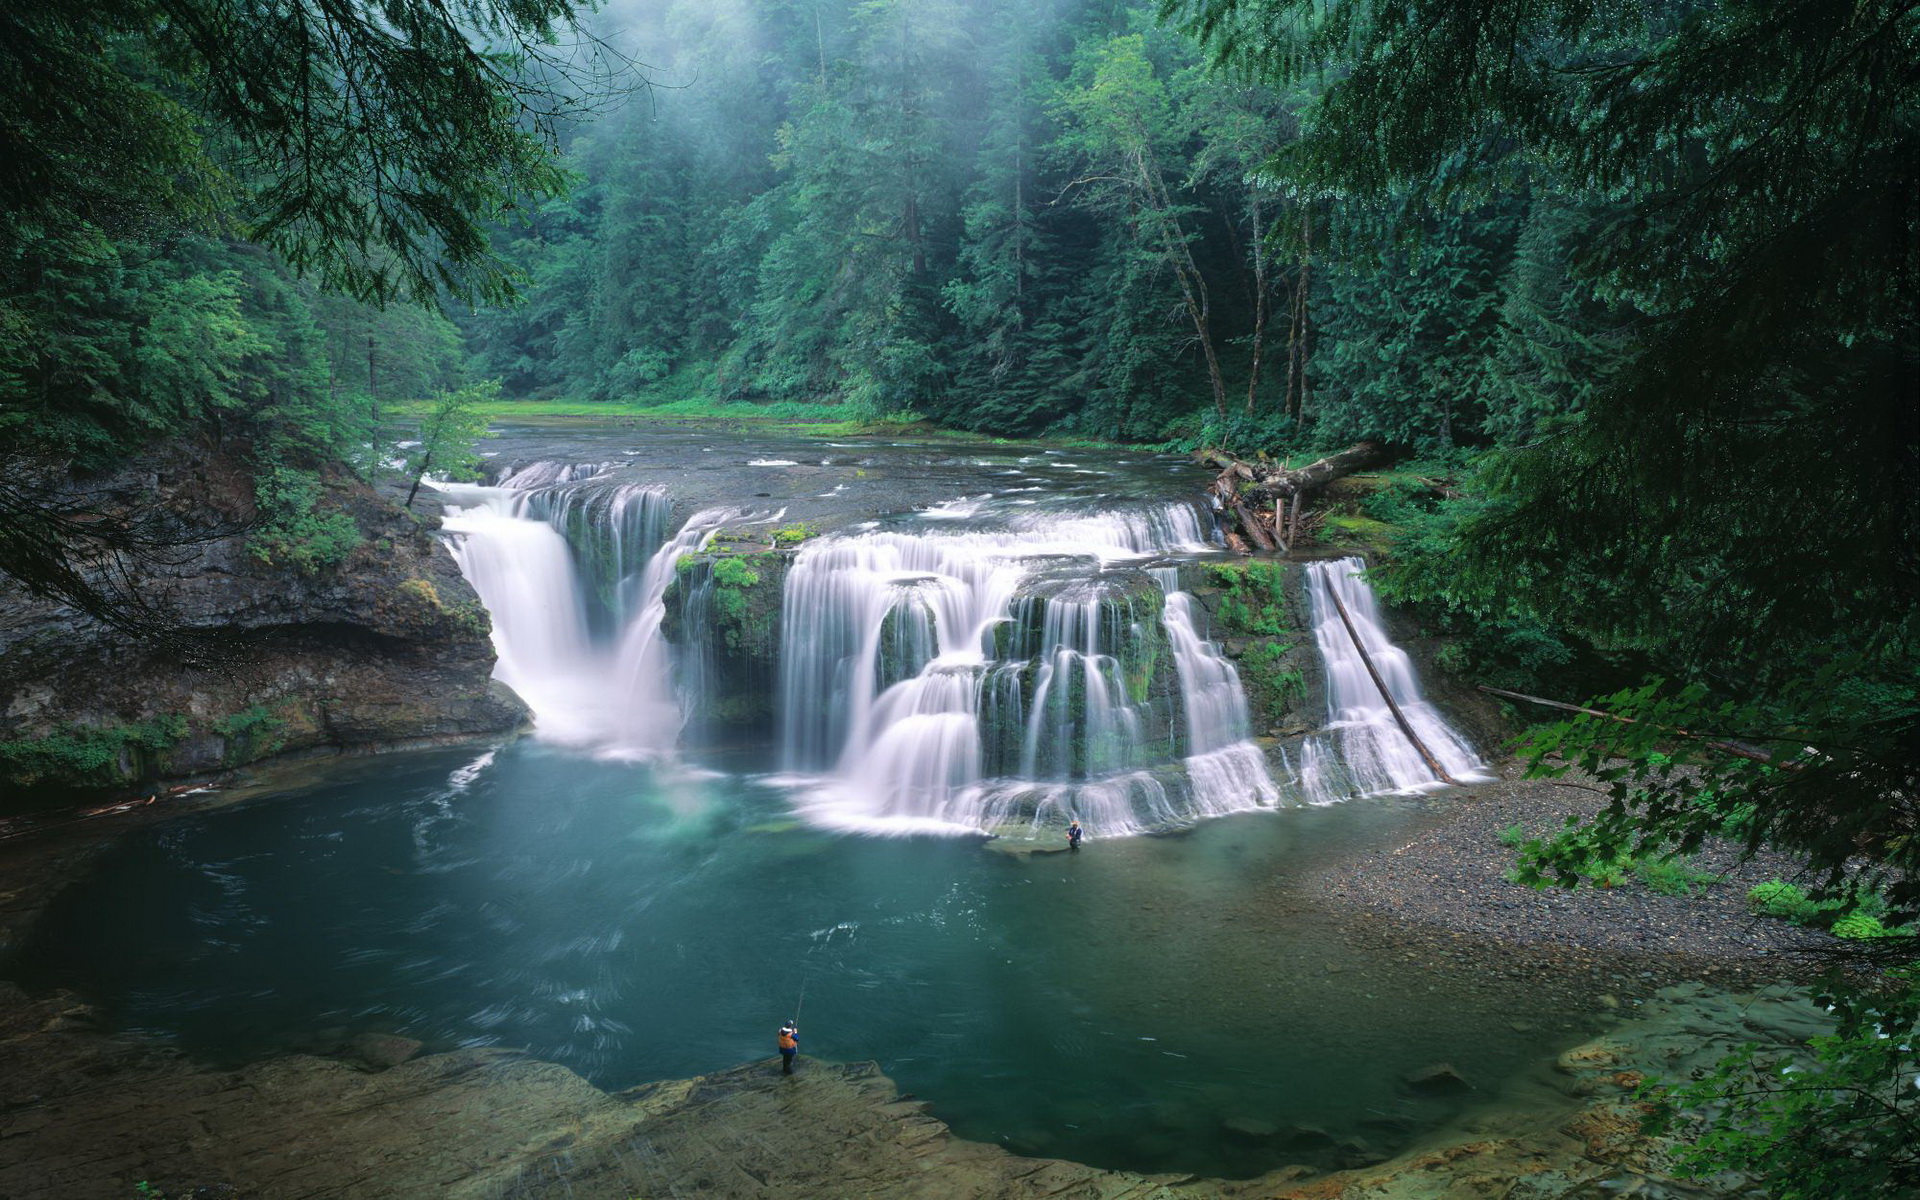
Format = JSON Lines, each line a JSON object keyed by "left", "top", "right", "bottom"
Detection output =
{"left": 1300, "top": 556, "right": 1488, "bottom": 799}
{"left": 440, "top": 468, "right": 740, "bottom": 756}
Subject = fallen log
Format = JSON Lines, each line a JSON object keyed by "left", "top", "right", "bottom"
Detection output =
{"left": 1199, "top": 441, "right": 1392, "bottom": 497}
{"left": 1234, "top": 500, "right": 1276, "bottom": 551}
{"left": 1202, "top": 441, "right": 1396, "bottom": 553}
{"left": 1476, "top": 685, "right": 1801, "bottom": 771}
{"left": 1264, "top": 441, "right": 1393, "bottom": 498}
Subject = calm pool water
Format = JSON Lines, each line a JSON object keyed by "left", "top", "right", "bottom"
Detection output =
{"left": 12, "top": 742, "right": 1599, "bottom": 1178}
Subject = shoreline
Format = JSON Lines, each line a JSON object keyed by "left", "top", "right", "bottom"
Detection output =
{"left": 1303, "top": 761, "right": 1833, "bottom": 1008}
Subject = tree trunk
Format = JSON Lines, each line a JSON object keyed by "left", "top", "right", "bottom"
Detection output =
{"left": 1245, "top": 191, "right": 1269, "bottom": 416}
{"left": 405, "top": 451, "right": 432, "bottom": 509}
{"left": 1199, "top": 441, "right": 1394, "bottom": 551}
{"left": 1204, "top": 440, "right": 1392, "bottom": 500}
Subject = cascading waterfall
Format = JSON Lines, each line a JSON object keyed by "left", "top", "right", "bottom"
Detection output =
{"left": 436, "top": 451, "right": 1483, "bottom": 832}
{"left": 1151, "top": 567, "right": 1284, "bottom": 816}
{"left": 1300, "top": 556, "right": 1487, "bottom": 798}
{"left": 439, "top": 463, "right": 735, "bottom": 754}
{"left": 776, "top": 503, "right": 1282, "bottom": 837}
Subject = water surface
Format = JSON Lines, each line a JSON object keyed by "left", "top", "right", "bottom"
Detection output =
{"left": 14, "top": 742, "right": 1600, "bottom": 1179}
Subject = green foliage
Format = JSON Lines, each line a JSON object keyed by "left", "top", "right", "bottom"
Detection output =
{"left": 1633, "top": 857, "right": 1719, "bottom": 898}
{"left": 1830, "top": 913, "right": 1897, "bottom": 941}
{"left": 1512, "top": 670, "right": 1920, "bottom": 931}
{"left": 771, "top": 523, "right": 819, "bottom": 546}
{"left": 403, "top": 381, "right": 498, "bottom": 506}
{"left": 1748, "top": 880, "right": 1820, "bottom": 923}
{"left": 709, "top": 557, "right": 762, "bottom": 589}
{"left": 1, "top": 0, "right": 597, "bottom": 307}
{"left": 1497, "top": 823, "right": 1526, "bottom": 848}
{"left": 249, "top": 466, "right": 362, "bottom": 573}
{"left": 707, "top": 556, "right": 763, "bottom": 628}
{"left": 212, "top": 704, "right": 288, "bottom": 765}
{"left": 0, "top": 716, "right": 189, "bottom": 787}
{"left": 1206, "top": 560, "right": 1289, "bottom": 637}
{"left": 1234, "top": 639, "right": 1304, "bottom": 719}
{"left": 1641, "top": 969, "right": 1920, "bottom": 1197}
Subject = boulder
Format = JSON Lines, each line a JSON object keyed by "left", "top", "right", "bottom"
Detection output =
{"left": 1403, "top": 1062, "right": 1473, "bottom": 1093}
{"left": 343, "top": 1033, "right": 424, "bottom": 1071}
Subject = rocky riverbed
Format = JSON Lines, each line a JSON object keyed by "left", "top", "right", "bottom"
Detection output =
{"left": 1306, "top": 761, "right": 1833, "bottom": 1011}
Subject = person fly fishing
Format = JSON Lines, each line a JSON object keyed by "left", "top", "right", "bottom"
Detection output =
{"left": 777, "top": 1020, "right": 799, "bottom": 1074}
{"left": 1067, "top": 819, "right": 1083, "bottom": 850}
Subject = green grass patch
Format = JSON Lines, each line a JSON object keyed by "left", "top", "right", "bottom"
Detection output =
{"left": 1320, "top": 512, "right": 1396, "bottom": 552}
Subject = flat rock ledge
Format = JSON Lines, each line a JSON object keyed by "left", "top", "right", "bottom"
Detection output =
{"left": 0, "top": 980, "right": 1823, "bottom": 1200}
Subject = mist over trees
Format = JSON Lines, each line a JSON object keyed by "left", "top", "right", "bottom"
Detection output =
{"left": 464, "top": 0, "right": 1564, "bottom": 451}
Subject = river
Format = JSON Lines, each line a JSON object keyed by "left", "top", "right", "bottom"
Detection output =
{"left": 8, "top": 423, "right": 1599, "bottom": 1180}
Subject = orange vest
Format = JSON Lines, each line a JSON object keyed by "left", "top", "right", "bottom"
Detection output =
{"left": 778, "top": 1030, "right": 797, "bottom": 1051}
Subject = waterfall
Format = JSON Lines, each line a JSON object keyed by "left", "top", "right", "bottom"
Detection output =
{"left": 1301, "top": 557, "right": 1487, "bottom": 798}
{"left": 439, "top": 464, "right": 734, "bottom": 755}
{"left": 776, "top": 503, "right": 1282, "bottom": 837}
{"left": 1151, "top": 567, "right": 1284, "bottom": 817}
{"left": 435, "top": 451, "right": 1483, "bottom": 828}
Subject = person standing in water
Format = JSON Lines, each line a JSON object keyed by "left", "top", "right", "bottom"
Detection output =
{"left": 1067, "top": 820, "right": 1083, "bottom": 851}
{"left": 778, "top": 1021, "right": 799, "bottom": 1074}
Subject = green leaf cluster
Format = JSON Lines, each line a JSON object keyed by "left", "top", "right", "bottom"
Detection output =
{"left": 0, "top": 715, "right": 188, "bottom": 788}
{"left": 1641, "top": 969, "right": 1920, "bottom": 1197}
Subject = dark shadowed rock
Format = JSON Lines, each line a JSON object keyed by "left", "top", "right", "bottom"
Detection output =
{"left": 1222, "top": 1116, "right": 1279, "bottom": 1139}
{"left": 0, "top": 442, "right": 526, "bottom": 793}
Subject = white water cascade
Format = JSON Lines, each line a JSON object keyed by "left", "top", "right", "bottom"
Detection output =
{"left": 439, "top": 465, "right": 736, "bottom": 754}
{"left": 1299, "top": 557, "right": 1488, "bottom": 798}
{"left": 776, "top": 504, "right": 1284, "bottom": 837}
{"left": 1152, "top": 567, "right": 1285, "bottom": 817}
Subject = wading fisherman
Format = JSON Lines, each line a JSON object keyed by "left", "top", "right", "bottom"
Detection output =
{"left": 1067, "top": 820, "right": 1083, "bottom": 851}
{"left": 777, "top": 1021, "right": 799, "bottom": 1074}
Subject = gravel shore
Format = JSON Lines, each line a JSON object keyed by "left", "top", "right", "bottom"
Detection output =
{"left": 1297, "top": 760, "right": 1834, "bottom": 1011}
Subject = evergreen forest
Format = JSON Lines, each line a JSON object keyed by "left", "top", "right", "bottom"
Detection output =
{"left": 1, "top": 0, "right": 1915, "bottom": 1194}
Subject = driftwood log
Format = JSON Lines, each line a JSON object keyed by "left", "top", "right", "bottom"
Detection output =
{"left": 1199, "top": 440, "right": 1393, "bottom": 553}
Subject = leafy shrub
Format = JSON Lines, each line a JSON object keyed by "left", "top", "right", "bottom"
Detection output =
{"left": 250, "top": 465, "right": 362, "bottom": 572}
{"left": 1636, "top": 857, "right": 1720, "bottom": 897}
{"left": 1748, "top": 879, "right": 1817, "bottom": 921}
{"left": 1207, "top": 561, "right": 1289, "bottom": 637}
{"left": 1830, "top": 913, "right": 1891, "bottom": 940}
{"left": 212, "top": 704, "right": 288, "bottom": 764}
{"left": 1498, "top": 822, "right": 1528, "bottom": 848}
{"left": 772, "top": 522, "right": 819, "bottom": 546}
{"left": 0, "top": 716, "right": 189, "bottom": 787}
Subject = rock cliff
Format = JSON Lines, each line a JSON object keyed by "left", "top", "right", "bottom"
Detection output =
{"left": 0, "top": 442, "right": 526, "bottom": 795}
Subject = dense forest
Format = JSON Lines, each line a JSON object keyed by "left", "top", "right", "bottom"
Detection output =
{"left": 1, "top": 0, "right": 1916, "bottom": 1192}
{"left": 466, "top": 0, "right": 1552, "bottom": 453}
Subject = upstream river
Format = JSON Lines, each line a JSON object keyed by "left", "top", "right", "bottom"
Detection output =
{"left": 9, "top": 425, "right": 1609, "bottom": 1179}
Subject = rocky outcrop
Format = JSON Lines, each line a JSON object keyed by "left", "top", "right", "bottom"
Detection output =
{"left": 1186, "top": 559, "right": 1319, "bottom": 735}
{"left": 0, "top": 442, "right": 526, "bottom": 794}
{"left": 661, "top": 545, "right": 791, "bottom": 740}
{"left": 0, "top": 978, "right": 1825, "bottom": 1199}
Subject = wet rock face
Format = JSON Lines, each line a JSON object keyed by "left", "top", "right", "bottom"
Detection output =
{"left": 0, "top": 443, "right": 526, "bottom": 793}
{"left": 661, "top": 549, "right": 790, "bottom": 740}
{"left": 1188, "top": 558, "right": 1318, "bottom": 735}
